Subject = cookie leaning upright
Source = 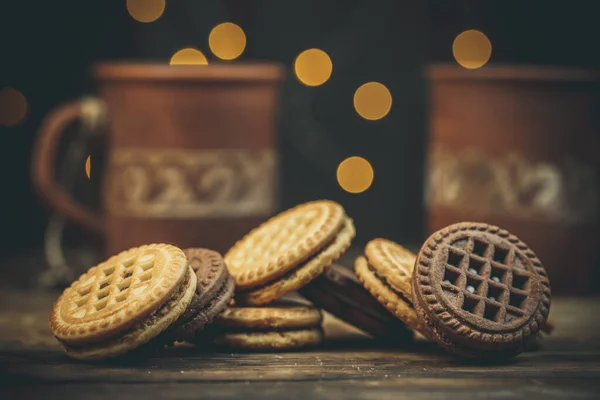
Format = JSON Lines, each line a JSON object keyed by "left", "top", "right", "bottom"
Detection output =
{"left": 412, "top": 222, "right": 551, "bottom": 360}
{"left": 354, "top": 239, "right": 430, "bottom": 337}
{"left": 167, "top": 248, "right": 235, "bottom": 342}
{"left": 49, "top": 244, "right": 197, "bottom": 360}
{"left": 226, "top": 200, "right": 355, "bottom": 305}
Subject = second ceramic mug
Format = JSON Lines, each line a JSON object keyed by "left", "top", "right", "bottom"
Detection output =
{"left": 424, "top": 64, "right": 600, "bottom": 294}
{"left": 32, "top": 63, "right": 285, "bottom": 256}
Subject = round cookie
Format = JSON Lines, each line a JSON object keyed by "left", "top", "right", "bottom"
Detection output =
{"left": 412, "top": 222, "right": 551, "bottom": 359}
{"left": 168, "top": 248, "right": 235, "bottom": 341}
{"left": 226, "top": 200, "right": 354, "bottom": 305}
{"left": 216, "top": 303, "right": 323, "bottom": 329}
{"left": 226, "top": 200, "right": 345, "bottom": 289}
{"left": 186, "top": 248, "right": 232, "bottom": 310}
{"left": 354, "top": 256, "right": 429, "bottom": 335}
{"left": 49, "top": 244, "right": 196, "bottom": 360}
{"left": 300, "top": 263, "right": 413, "bottom": 340}
{"left": 214, "top": 329, "right": 323, "bottom": 351}
{"left": 236, "top": 218, "right": 355, "bottom": 305}
{"left": 365, "top": 238, "right": 416, "bottom": 299}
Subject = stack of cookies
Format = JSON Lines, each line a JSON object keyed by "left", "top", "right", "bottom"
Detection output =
{"left": 49, "top": 199, "right": 552, "bottom": 362}
{"left": 212, "top": 302, "right": 324, "bottom": 351}
{"left": 215, "top": 200, "right": 356, "bottom": 350}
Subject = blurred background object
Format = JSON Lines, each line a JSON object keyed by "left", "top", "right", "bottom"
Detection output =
{"left": 31, "top": 63, "right": 283, "bottom": 258}
{"left": 425, "top": 65, "right": 600, "bottom": 294}
{"left": 0, "top": 0, "right": 598, "bottom": 293}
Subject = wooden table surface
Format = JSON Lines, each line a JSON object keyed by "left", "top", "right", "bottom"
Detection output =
{"left": 1, "top": 290, "right": 599, "bottom": 399}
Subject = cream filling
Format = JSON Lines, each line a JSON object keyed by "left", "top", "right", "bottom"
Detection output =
{"left": 367, "top": 262, "right": 415, "bottom": 309}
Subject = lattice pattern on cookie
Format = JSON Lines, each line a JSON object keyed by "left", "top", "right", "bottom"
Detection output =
{"left": 440, "top": 236, "right": 532, "bottom": 324}
{"left": 70, "top": 252, "right": 157, "bottom": 319}
{"left": 413, "top": 222, "right": 551, "bottom": 354}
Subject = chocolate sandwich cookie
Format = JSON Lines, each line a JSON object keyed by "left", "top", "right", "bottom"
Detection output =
{"left": 226, "top": 200, "right": 355, "bottom": 305}
{"left": 412, "top": 222, "right": 551, "bottom": 360}
{"left": 49, "top": 244, "right": 197, "bottom": 360}
{"left": 212, "top": 302, "right": 323, "bottom": 351}
{"left": 300, "top": 263, "right": 413, "bottom": 340}
{"left": 167, "top": 248, "right": 235, "bottom": 341}
{"left": 354, "top": 239, "right": 431, "bottom": 337}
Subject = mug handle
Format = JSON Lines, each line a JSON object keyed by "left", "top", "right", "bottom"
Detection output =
{"left": 31, "top": 97, "right": 106, "bottom": 233}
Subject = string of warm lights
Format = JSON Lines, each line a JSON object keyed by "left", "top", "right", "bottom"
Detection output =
{"left": 209, "top": 23, "right": 247, "bottom": 61}
{"left": 292, "top": 48, "right": 380, "bottom": 194}
{"left": 170, "top": 48, "right": 209, "bottom": 65}
{"left": 337, "top": 157, "right": 374, "bottom": 194}
{"left": 354, "top": 82, "right": 392, "bottom": 121}
{"left": 126, "top": 0, "right": 165, "bottom": 23}
{"left": 294, "top": 49, "right": 333, "bottom": 87}
{"left": 78, "top": 3, "right": 492, "bottom": 193}
{"left": 453, "top": 29, "right": 492, "bottom": 69}
{"left": 85, "top": 156, "right": 91, "bottom": 180}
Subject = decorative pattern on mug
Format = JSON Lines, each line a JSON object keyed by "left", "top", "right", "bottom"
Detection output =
{"left": 106, "top": 149, "right": 277, "bottom": 218}
{"left": 426, "top": 146, "right": 599, "bottom": 225}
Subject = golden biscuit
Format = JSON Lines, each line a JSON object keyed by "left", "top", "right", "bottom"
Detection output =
{"left": 49, "top": 244, "right": 196, "bottom": 360}
{"left": 226, "top": 200, "right": 354, "bottom": 305}
{"left": 355, "top": 255, "right": 429, "bottom": 335}
{"left": 212, "top": 302, "right": 323, "bottom": 351}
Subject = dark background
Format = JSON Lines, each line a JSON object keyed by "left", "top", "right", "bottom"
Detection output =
{"left": 1, "top": 1, "right": 599, "bottom": 269}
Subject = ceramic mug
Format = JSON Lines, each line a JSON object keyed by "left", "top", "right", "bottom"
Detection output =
{"left": 32, "top": 63, "right": 285, "bottom": 255}
{"left": 425, "top": 64, "right": 600, "bottom": 294}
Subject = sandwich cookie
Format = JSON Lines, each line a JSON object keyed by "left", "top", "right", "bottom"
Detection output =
{"left": 354, "top": 239, "right": 431, "bottom": 337}
{"left": 212, "top": 302, "right": 323, "bottom": 351}
{"left": 226, "top": 200, "right": 355, "bottom": 305}
{"left": 49, "top": 244, "right": 196, "bottom": 360}
{"left": 167, "top": 248, "right": 235, "bottom": 342}
{"left": 300, "top": 263, "right": 413, "bottom": 340}
{"left": 412, "top": 222, "right": 551, "bottom": 359}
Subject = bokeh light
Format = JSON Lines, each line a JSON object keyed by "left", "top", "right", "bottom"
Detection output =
{"left": 85, "top": 156, "right": 91, "bottom": 179}
{"left": 170, "top": 48, "right": 209, "bottom": 65}
{"left": 353, "top": 82, "right": 392, "bottom": 121}
{"left": 0, "top": 87, "right": 28, "bottom": 126}
{"left": 209, "top": 22, "right": 246, "bottom": 61}
{"left": 294, "top": 49, "right": 332, "bottom": 87}
{"left": 337, "top": 156, "right": 374, "bottom": 194}
{"left": 127, "top": 0, "right": 165, "bottom": 23}
{"left": 453, "top": 30, "right": 492, "bottom": 69}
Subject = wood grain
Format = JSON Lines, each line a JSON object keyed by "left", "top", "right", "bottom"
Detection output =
{"left": 1, "top": 291, "right": 599, "bottom": 399}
